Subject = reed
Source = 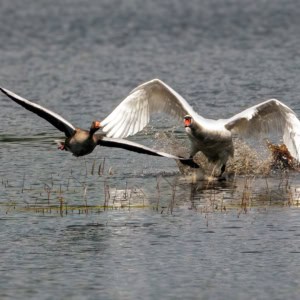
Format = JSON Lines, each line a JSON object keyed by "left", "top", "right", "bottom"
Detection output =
{"left": 1, "top": 148, "right": 299, "bottom": 217}
{"left": 155, "top": 175, "right": 161, "bottom": 211}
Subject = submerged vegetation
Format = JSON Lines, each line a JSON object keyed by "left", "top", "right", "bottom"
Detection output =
{"left": 1, "top": 146, "right": 299, "bottom": 217}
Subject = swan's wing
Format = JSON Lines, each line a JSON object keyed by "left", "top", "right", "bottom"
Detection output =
{"left": 0, "top": 87, "right": 75, "bottom": 137}
{"left": 97, "top": 136, "right": 199, "bottom": 168}
{"left": 101, "top": 79, "right": 197, "bottom": 138}
{"left": 224, "top": 99, "right": 300, "bottom": 161}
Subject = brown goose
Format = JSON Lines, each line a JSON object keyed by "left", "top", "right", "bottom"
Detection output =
{"left": 0, "top": 86, "right": 199, "bottom": 167}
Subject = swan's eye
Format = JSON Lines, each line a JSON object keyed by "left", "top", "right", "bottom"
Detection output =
{"left": 184, "top": 118, "right": 192, "bottom": 127}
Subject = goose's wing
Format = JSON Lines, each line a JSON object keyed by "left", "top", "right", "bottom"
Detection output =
{"left": 101, "top": 79, "right": 197, "bottom": 138}
{"left": 224, "top": 99, "right": 300, "bottom": 161}
{"left": 97, "top": 136, "right": 199, "bottom": 168}
{"left": 0, "top": 87, "right": 75, "bottom": 137}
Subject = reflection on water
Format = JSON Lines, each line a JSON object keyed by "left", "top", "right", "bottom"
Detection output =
{"left": 1, "top": 159, "right": 299, "bottom": 214}
{"left": 1, "top": 203, "right": 300, "bottom": 300}
{"left": 1, "top": 140, "right": 300, "bottom": 300}
{"left": 0, "top": 133, "right": 63, "bottom": 143}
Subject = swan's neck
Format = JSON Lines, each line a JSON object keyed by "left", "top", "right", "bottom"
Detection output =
{"left": 186, "top": 121, "right": 204, "bottom": 137}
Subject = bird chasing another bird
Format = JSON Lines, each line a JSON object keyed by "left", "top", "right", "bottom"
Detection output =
{"left": 101, "top": 78, "right": 300, "bottom": 178}
{"left": 2, "top": 79, "right": 300, "bottom": 179}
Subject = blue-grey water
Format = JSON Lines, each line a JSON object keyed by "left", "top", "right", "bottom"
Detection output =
{"left": 1, "top": 0, "right": 300, "bottom": 299}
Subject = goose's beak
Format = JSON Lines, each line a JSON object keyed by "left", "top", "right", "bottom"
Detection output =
{"left": 95, "top": 121, "right": 101, "bottom": 129}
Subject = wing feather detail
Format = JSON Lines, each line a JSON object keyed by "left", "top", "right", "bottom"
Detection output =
{"left": 224, "top": 99, "right": 300, "bottom": 161}
{"left": 101, "top": 79, "right": 196, "bottom": 138}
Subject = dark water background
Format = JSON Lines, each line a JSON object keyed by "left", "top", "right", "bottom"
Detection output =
{"left": 1, "top": 0, "right": 300, "bottom": 299}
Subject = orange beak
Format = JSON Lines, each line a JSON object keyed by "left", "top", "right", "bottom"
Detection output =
{"left": 95, "top": 121, "right": 101, "bottom": 128}
{"left": 184, "top": 118, "right": 191, "bottom": 127}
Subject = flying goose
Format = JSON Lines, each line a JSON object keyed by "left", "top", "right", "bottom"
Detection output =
{"left": 101, "top": 79, "right": 300, "bottom": 176}
{"left": 0, "top": 86, "right": 199, "bottom": 167}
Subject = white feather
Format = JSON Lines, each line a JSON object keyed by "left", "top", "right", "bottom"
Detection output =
{"left": 224, "top": 99, "right": 300, "bottom": 161}
{"left": 101, "top": 79, "right": 197, "bottom": 138}
{"left": 102, "top": 79, "right": 300, "bottom": 164}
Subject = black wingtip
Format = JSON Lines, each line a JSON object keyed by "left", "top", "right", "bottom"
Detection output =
{"left": 0, "top": 87, "right": 6, "bottom": 94}
{"left": 178, "top": 158, "right": 200, "bottom": 168}
{"left": 0, "top": 87, "right": 13, "bottom": 99}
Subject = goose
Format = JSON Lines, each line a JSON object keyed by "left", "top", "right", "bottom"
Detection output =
{"left": 0, "top": 86, "right": 199, "bottom": 167}
{"left": 101, "top": 78, "right": 300, "bottom": 176}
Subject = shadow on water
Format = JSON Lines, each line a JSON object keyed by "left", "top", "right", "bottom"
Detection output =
{"left": 0, "top": 133, "right": 63, "bottom": 143}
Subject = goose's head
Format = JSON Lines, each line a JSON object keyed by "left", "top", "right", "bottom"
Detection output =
{"left": 89, "top": 120, "right": 102, "bottom": 135}
{"left": 184, "top": 115, "right": 193, "bottom": 128}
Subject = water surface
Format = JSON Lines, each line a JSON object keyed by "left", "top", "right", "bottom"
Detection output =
{"left": 0, "top": 0, "right": 300, "bottom": 299}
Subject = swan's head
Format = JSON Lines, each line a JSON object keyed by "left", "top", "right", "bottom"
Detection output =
{"left": 89, "top": 120, "right": 102, "bottom": 134}
{"left": 184, "top": 115, "right": 193, "bottom": 127}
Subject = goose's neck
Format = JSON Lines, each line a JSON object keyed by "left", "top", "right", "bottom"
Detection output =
{"left": 89, "top": 128, "right": 98, "bottom": 137}
{"left": 93, "top": 133, "right": 105, "bottom": 143}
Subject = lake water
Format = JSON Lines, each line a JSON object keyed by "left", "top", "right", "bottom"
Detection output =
{"left": 0, "top": 0, "right": 300, "bottom": 299}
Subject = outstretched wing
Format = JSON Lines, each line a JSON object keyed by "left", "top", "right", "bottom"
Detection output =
{"left": 101, "top": 79, "right": 197, "bottom": 138}
{"left": 1, "top": 87, "right": 75, "bottom": 137}
{"left": 97, "top": 136, "right": 199, "bottom": 168}
{"left": 224, "top": 98, "right": 300, "bottom": 161}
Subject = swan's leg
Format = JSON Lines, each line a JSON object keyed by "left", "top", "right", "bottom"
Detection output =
{"left": 217, "top": 164, "right": 226, "bottom": 181}
{"left": 220, "top": 164, "right": 226, "bottom": 176}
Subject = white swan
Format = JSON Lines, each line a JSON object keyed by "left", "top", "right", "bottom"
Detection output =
{"left": 101, "top": 79, "right": 300, "bottom": 175}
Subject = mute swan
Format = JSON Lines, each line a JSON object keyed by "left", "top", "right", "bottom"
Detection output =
{"left": 101, "top": 79, "right": 300, "bottom": 176}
